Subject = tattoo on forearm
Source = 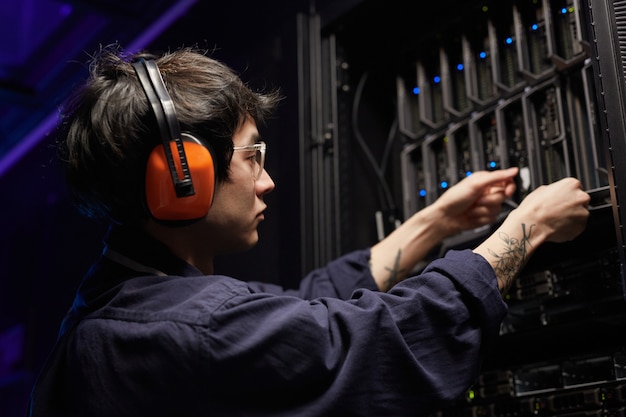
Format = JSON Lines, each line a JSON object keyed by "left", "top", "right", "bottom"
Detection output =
{"left": 383, "top": 249, "right": 403, "bottom": 291}
{"left": 488, "top": 223, "right": 534, "bottom": 295}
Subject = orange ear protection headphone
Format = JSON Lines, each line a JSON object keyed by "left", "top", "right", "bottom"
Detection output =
{"left": 132, "top": 58, "right": 216, "bottom": 221}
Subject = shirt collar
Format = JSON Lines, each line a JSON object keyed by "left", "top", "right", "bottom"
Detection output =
{"left": 102, "top": 223, "right": 203, "bottom": 277}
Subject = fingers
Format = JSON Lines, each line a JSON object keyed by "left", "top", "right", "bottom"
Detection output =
{"left": 451, "top": 172, "right": 590, "bottom": 242}
{"left": 504, "top": 180, "right": 517, "bottom": 198}
{"left": 475, "top": 183, "right": 514, "bottom": 206}
{"left": 435, "top": 168, "right": 519, "bottom": 220}
{"left": 467, "top": 167, "right": 519, "bottom": 189}
{"left": 516, "top": 177, "right": 591, "bottom": 243}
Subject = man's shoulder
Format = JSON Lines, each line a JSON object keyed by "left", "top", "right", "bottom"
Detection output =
{"left": 82, "top": 274, "right": 251, "bottom": 326}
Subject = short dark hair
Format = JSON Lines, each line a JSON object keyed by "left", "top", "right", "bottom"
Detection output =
{"left": 57, "top": 44, "right": 281, "bottom": 224}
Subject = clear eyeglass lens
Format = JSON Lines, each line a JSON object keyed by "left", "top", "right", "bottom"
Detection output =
{"left": 255, "top": 143, "right": 266, "bottom": 180}
{"left": 233, "top": 141, "right": 266, "bottom": 180}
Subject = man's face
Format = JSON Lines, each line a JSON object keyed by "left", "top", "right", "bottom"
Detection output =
{"left": 202, "top": 117, "right": 275, "bottom": 254}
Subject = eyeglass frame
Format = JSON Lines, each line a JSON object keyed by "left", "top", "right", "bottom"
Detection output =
{"left": 232, "top": 141, "right": 266, "bottom": 180}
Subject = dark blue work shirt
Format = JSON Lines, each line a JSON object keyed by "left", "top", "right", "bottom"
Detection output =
{"left": 27, "top": 225, "right": 507, "bottom": 417}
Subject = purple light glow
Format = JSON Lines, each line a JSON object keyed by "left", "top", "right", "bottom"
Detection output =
{"left": 0, "top": 324, "right": 25, "bottom": 379}
{"left": 0, "top": 112, "right": 59, "bottom": 178}
{"left": 0, "top": 0, "right": 198, "bottom": 178}
{"left": 60, "top": 3, "right": 72, "bottom": 17}
{"left": 126, "top": 0, "right": 197, "bottom": 54}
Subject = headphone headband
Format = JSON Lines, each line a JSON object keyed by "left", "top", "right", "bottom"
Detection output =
{"left": 132, "top": 58, "right": 195, "bottom": 198}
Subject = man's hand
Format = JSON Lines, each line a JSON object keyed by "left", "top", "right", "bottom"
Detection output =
{"left": 430, "top": 167, "right": 519, "bottom": 236}
{"left": 473, "top": 176, "right": 590, "bottom": 294}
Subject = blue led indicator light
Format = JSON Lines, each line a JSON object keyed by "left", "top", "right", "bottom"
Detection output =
{"left": 433, "top": 76, "right": 441, "bottom": 84}
{"left": 479, "top": 51, "right": 487, "bottom": 59}
{"left": 413, "top": 87, "right": 420, "bottom": 95}
{"left": 561, "top": 7, "right": 567, "bottom": 14}
{"left": 465, "top": 171, "right": 473, "bottom": 177}
{"left": 457, "top": 63, "right": 464, "bottom": 71}
{"left": 531, "top": 23, "right": 538, "bottom": 31}
{"left": 489, "top": 161, "right": 497, "bottom": 169}
{"left": 440, "top": 181, "right": 449, "bottom": 189}
{"left": 419, "top": 189, "right": 427, "bottom": 197}
{"left": 506, "top": 37, "right": 513, "bottom": 45}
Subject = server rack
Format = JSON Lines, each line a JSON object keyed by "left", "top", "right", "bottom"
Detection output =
{"left": 299, "top": 0, "right": 626, "bottom": 414}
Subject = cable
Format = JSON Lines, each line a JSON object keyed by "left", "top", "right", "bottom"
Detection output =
{"left": 351, "top": 71, "right": 398, "bottom": 214}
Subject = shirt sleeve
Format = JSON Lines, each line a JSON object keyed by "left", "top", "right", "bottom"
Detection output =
{"left": 207, "top": 249, "right": 508, "bottom": 415}
{"left": 246, "top": 249, "right": 379, "bottom": 300}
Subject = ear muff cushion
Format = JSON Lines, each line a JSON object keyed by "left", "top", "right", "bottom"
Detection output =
{"left": 145, "top": 141, "right": 216, "bottom": 221}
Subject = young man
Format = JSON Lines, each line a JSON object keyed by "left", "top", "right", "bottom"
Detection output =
{"left": 27, "top": 45, "right": 590, "bottom": 416}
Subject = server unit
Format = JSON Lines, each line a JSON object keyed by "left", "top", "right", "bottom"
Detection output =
{"left": 298, "top": 0, "right": 626, "bottom": 414}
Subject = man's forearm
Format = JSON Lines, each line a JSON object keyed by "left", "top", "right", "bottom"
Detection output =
{"left": 370, "top": 205, "right": 451, "bottom": 292}
{"left": 473, "top": 211, "right": 548, "bottom": 295}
